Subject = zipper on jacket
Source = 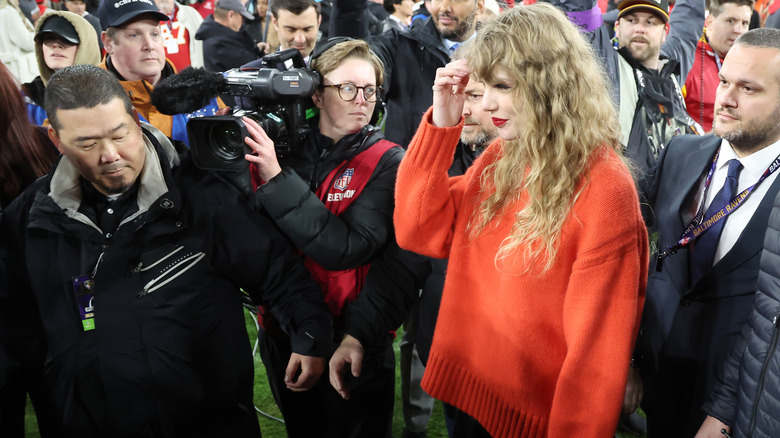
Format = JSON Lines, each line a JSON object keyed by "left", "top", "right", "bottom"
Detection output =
{"left": 310, "top": 148, "right": 330, "bottom": 192}
{"left": 138, "top": 251, "right": 205, "bottom": 298}
{"left": 129, "top": 245, "right": 185, "bottom": 275}
{"left": 747, "top": 305, "right": 780, "bottom": 437}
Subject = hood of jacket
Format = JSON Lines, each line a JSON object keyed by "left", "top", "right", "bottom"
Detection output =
{"left": 194, "top": 15, "right": 238, "bottom": 41}
{"left": 35, "top": 11, "right": 101, "bottom": 86}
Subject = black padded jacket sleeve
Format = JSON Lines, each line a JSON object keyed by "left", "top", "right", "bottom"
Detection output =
{"left": 342, "top": 241, "right": 430, "bottom": 353}
{"left": 702, "top": 301, "right": 753, "bottom": 427}
{"left": 183, "top": 168, "right": 334, "bottom": 358}
{"left": 254, "top": 147, "right": 404, "bottom": 271}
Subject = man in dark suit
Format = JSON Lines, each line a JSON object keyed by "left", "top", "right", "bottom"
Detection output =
{"left": 635, "top": 28, "right": 780, "bottom": 438}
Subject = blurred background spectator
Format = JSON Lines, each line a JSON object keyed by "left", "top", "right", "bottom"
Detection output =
{"left": 0, "top": 0, "right": 39, "bottom": 83}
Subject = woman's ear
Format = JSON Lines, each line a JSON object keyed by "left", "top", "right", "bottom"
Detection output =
{"left": 312, "top": 90, "right": 324, "bottom": 109}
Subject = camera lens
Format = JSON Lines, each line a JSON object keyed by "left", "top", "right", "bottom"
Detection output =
{"left": 208, "top": 121, "right": 245, "bottom": 162}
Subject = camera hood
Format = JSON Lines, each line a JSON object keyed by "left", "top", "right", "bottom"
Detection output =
{"left": 187, "top": 116, "right": 251, "bottom": 173}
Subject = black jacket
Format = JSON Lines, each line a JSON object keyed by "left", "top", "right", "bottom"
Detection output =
{"left": 318, "top": 0, "right": 384, "bottom": 39}
{"left": 330, "top": 0, "right": 450, "bottom": 147}
{"left": 254, "top": 122, "right": 404, "bottom": 273}
{"left": 704, "top": 191, "right": 780, "bottom": 437}
{"left": 195, "top": 16, "right": 261, "bottom": 72}
{"left": 0, "top": 126, "right": 332, "bottom": 437}
{"left": 343, "top": 140, "right": 480, "bottom": 359}
{"left": 21, "top": 75, "right": 45, "bottom": 107}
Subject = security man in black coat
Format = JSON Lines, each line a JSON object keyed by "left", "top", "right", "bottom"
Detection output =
{"left": 0, "top": 65, "right": 332, "bottom": 437}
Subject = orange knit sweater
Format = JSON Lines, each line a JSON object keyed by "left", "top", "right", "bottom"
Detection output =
{"left": 394, "top": 109, "right": 648, "bottom": 438}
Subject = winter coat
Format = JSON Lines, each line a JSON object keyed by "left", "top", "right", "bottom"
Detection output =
{"left": 22, "top": 11, "right": 101, "bottom": 125}
{"left": 195, "top": 15, "right": 260, "bottom": 72}
{"left": 381, "top": 15, "right": 407, "bottom": 33}
{"left": 0, "top": 125, "right": 333, "bottom": 437}
{"left": 166, "top": 4, "right": 204, "bottom": 69}
{"left": 562, "top": 0, "right": 704, "bottom": 179}
{"left": 0, "top": 0, "right": 37, "bottom": 83}
{"left": 254, "top": 121, "right": 403, "bottom": 333}
{"left": 255, "top": 122, "right": 403, "bottom": 272}
{"left": 683, "top": 38, "right": 720, "bottom": 132}
{"left": 704, "top": 191, "right": 780, "bottom": 437}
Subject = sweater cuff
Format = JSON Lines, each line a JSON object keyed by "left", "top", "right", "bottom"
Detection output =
{"left": 404, "top": 107, "right": 464, "bottom": 173}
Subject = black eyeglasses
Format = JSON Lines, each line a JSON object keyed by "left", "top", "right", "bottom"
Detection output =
{"left": 321, "top": 83, "right": 382, "bottom": 102}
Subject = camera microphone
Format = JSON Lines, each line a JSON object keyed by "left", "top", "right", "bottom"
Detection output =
{"left": 151, "top": 67, "right": 226, "bottom": 116}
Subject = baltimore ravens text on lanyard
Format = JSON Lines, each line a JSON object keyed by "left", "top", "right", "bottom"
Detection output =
{"left": 656, "top": 150, "right": 780, "bottom": 272}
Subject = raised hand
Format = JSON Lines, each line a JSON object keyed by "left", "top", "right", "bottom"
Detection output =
{"left": 431, "top": 59, "right": 471, "bottom": 128}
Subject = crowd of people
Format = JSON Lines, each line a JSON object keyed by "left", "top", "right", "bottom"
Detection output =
{"left": 3, "top": 0, "right": 780, "bottom": 437}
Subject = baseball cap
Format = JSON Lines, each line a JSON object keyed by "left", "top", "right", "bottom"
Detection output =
{"left": 35, "top": 15, "right": 80, "bottom": 44}
{"left": 98, "top": 0, "right": 169, "bottom": 30}
{"left": 617, "top": 0, "right": 669, "bottom": 23}
{"left": 215, "top": 0, "right": 254, "bottom": 19}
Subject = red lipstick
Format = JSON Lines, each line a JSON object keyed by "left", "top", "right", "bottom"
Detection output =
{"left": 492, "top": 117, "right": 508, "bottom": 127}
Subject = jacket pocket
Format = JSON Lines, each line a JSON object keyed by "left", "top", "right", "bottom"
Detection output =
{"left": 135, "top": 245, "right": 206, "bottom": 297}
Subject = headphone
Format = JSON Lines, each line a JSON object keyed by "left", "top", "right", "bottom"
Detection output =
{"left": 308, "top": 36, "right": 386, "bottom": 126}
{"left": 309, "top": 36, "right": 357, "bottom": 63}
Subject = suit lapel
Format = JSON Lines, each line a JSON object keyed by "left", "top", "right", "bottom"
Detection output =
{"left": 661, "top": 137, "right": 720, "bottom": 294}
{"left": 701, "top": 170, "right": 780, "bottom": 286}
{"left": 674, "top": 138, "right": 721, "bottom": 228}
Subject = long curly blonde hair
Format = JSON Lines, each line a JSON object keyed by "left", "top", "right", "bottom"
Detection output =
{"left": 462, "top": 3, "right": 621, "bottom": 272}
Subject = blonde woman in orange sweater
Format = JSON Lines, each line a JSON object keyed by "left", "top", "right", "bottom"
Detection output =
{"left": 393, "top": 4, "right": 649, "bottom": 437}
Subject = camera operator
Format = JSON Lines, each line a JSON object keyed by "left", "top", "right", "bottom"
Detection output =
{"left": 242, "top": 38, "right": 404, "bottom": 437}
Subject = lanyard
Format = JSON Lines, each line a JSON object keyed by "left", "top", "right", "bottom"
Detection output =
{"left": 656, "top": 149, "right": 780, "bottom": 269}
{"left": 704, "top": 36, "right": 723, "bottom": 71}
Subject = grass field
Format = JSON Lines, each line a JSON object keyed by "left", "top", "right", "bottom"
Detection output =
{"left": 23, "top": 308, "right": 639, "bottom": 437}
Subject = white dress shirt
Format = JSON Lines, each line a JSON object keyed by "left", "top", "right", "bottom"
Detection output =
{"left": 686, "top": 138, "right": 780, "bottom": 265}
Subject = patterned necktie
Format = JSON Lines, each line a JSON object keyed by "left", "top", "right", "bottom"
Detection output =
{"left": 689, "top": 158, "right": 743, "bottom": 285}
